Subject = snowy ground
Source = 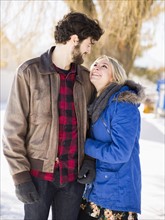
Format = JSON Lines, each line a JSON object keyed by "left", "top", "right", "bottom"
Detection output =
{"left": 0, "top": 102, "right": 164, "bottom": 220}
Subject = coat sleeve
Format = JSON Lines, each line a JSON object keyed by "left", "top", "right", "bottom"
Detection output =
{"left": 85, "top": 102, "right": 140, "bottom": 163}
{"left": 2, "top": 66, "right": 31, "bottom": 183}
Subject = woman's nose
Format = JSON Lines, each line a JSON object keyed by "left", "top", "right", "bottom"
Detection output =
{"left": 93, "top": 65, "right": 99, "bottom": 70}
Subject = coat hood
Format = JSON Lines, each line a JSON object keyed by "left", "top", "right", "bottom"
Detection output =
{"left": 117, "top": 80, "right": 145, "bottom": 104}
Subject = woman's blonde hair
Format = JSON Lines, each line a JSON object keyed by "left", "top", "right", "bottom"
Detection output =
{"left": 92, "top": 55, "right": 127, "bottom": 84}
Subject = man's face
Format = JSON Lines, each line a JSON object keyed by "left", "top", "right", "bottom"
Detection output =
{"left": 72, "top": 37, "right": 94, "bottom": 64}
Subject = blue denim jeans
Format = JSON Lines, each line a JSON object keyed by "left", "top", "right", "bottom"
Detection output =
{"left": 24, "top": 172, "right": 84, "bottom": 220}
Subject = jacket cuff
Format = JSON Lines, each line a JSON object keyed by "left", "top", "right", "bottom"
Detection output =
{"left": 13, "top": 171, "right": 32, "bottom": 185}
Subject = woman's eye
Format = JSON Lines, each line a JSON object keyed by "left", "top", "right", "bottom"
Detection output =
{"left": 102, "top": 65, "right": 108, "bottom": 68}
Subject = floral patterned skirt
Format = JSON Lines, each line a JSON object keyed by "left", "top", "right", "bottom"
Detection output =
{"left": 79, "top": 198, "right": 138, "bottom": 220}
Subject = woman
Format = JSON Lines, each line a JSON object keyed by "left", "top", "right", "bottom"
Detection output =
{"left": 78, "top": 55, "right": 145, "bottom": 220}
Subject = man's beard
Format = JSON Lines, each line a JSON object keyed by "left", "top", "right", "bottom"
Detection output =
{"left": 72, "top": 44, "right": 84, "bottom": 64}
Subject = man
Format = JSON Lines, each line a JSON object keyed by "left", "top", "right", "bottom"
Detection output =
{"left": 3, "top": 12, "right": 103, "bottom": 220}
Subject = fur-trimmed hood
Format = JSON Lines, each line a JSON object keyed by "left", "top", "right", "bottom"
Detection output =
{"left": 88, "top": 80, "right": 145, "bottom": 123}
{"left": 117, "top": 80, "right": 145, "bottom": 104}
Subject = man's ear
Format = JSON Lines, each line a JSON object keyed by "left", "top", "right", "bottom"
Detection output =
{"left": 71, "top": 35, "right": 79, "bottom": 45}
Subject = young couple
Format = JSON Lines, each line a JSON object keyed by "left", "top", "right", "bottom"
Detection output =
{"left": 3, "top": 12, "right": 144, "bottom": 220}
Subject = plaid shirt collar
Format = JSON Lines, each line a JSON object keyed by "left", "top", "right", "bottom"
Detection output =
{"left": 54, "top": 63, "right": 76, "bottom": 75}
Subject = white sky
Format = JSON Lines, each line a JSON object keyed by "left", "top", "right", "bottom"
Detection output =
{"left": 135, "top": 12, "right": 165, "bottom": 68}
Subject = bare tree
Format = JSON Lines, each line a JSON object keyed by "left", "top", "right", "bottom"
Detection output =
{"left": 1, "top": 0, "right": 164, "bottom": 74}
{"left": 64, "top": 0, "right": 164, "bottom": 73}
{"left": 1, "top": 1, "right": 67, "bottom": 65}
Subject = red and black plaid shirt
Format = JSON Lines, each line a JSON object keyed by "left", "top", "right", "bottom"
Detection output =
{"left": 30, "top": 64, "right": 78, "bottom": 184}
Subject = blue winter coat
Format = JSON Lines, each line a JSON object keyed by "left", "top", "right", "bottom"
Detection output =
{"left": 84, "top": 81, "right": 145, "bottom": 214}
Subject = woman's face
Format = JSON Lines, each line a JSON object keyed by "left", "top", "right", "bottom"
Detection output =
{"left": 90, "top": 58, "right": 113, "bottom": 92}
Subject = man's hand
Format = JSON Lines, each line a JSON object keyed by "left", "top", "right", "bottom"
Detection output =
{"left": 77, "top": 157, "right": 96, "bottom": 184}
{"left": 15, "top": 181, "right": 39, "bottom": 204}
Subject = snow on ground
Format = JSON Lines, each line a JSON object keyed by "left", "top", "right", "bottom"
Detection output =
{"left": 0, "top": 103, "right": 164, "bottom": 220}
{"left": 138, "top": 108, "right": 164, "bottom": 220}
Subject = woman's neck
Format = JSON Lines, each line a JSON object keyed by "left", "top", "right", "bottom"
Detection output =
{"left": 96, "top": 83, "right": 111, "bottom": 97}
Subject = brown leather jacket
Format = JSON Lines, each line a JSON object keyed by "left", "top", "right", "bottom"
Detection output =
{"left": 3, "top": 47, "right": 95, "bottom": 185}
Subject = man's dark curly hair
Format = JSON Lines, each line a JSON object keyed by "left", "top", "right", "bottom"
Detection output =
{"left": 54, "top": 12, "right": 104, "bottom": 44}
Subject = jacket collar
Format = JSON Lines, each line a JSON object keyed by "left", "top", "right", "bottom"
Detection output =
{"left": 39, "top": 46, "right": 56, "bottom": 75}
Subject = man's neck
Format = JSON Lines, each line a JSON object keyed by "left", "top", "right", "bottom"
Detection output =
{"left": 52, "top": 44, "right": 72, "bottom": 70}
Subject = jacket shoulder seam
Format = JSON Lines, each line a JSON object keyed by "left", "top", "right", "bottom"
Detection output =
{"left": 17, "top": 57, "right": 40, "bottom": 73}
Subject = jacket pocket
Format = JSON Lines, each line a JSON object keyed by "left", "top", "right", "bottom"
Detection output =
{"left": 93, "top": 169, "right": 118, "bottom": 200}
{"left": 26, "top": 113, "right": 52, "bottom": 152}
